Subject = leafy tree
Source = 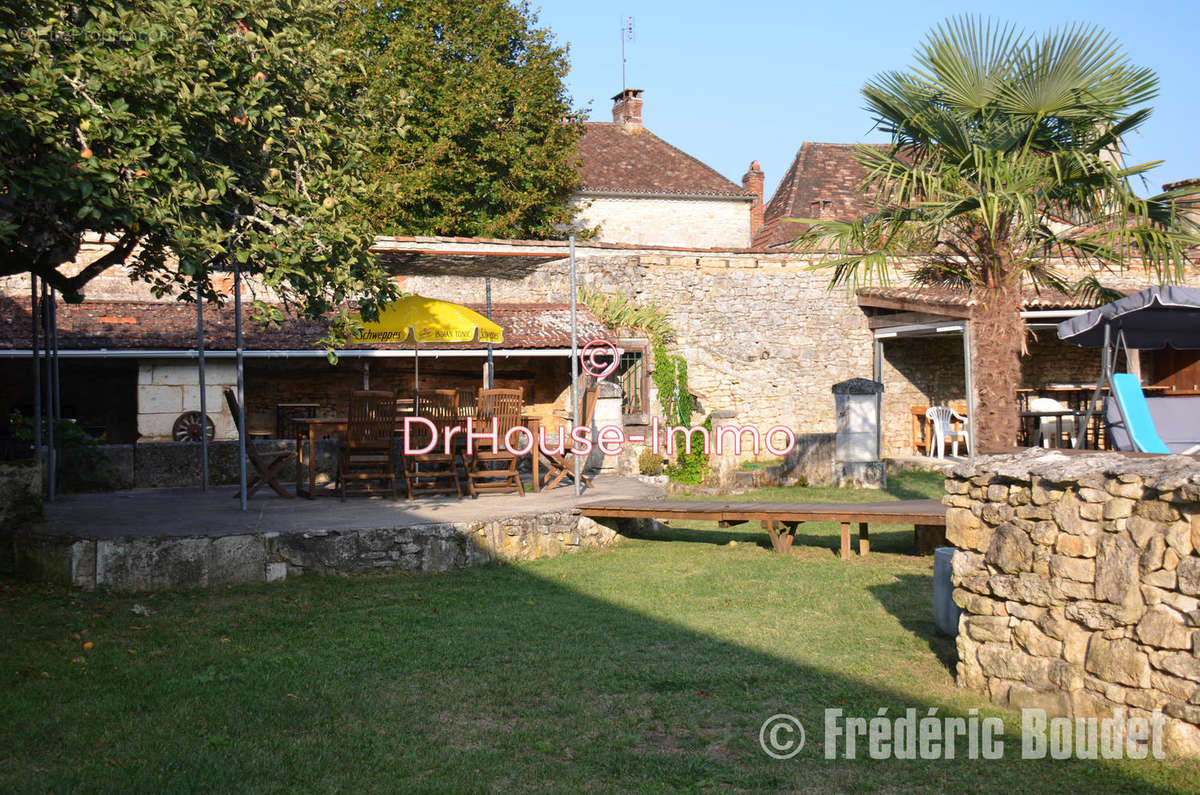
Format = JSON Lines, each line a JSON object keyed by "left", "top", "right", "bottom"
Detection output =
{"left": 0, "top": 0, "right": 408, "bottom": 341}
{"left": 340, "top": 0, "right": 584, "bottom": 239}
{"left": 796, "top": 17, "right": 1200, "bottom": 451}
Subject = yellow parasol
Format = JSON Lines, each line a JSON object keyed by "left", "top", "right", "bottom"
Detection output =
{"left": 353, "top": 294, "right": 503, "bottom": 393}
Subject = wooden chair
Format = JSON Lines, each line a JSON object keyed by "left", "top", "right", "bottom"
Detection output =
{"left": 467, "top": 387, "right": 525, "bottom": 497}
{"left": 401, "top": 389, "right": 463, "bottom": 500}
{"left": 542, "top": 385, "right": 598, "bottom": 490}
{"left": 337, "top": 390, "right": 398, "bottom": 500}
{"left": 223, "top": 388, "right": 294, "bottom": 499}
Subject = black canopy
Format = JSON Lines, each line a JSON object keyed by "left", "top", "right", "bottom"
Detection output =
{"left": 1057, "top": 286, "right": 1200, "bottom": 350}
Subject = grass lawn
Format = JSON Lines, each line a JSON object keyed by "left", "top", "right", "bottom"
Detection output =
{"left": 1, "top": 470, "right": 1195, "bottom": 791}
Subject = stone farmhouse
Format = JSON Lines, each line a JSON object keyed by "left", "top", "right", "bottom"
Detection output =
{"left": 1, "top": 89, "right": 1197, "bottom": 462}
{"left": 569, "top": 89, "right": 759, "bottom": 249}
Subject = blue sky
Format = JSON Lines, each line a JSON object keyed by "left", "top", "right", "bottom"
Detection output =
{"left": 533, "top": 0, "right": 1199, "bottom": 200}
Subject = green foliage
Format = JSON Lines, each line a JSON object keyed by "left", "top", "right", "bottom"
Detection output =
{"left": 338, "top": 0, "right": 585, "bottom": 239}
{"left": 636, "top": 447, "right": 664, "bottom": 477}
{"left": 578, "top": 287, "right": 689, "bottom": 421}
{"left": 576, "top": 287, "right": 675, "bottom": 344}
{"left": 651, "top": 337, "right": 694, "bottom": 427}
{"left": 577, "top": 287, "right": 702, "bottom": 483}
{"left": 665, "top": 413, "right": 710, "bottom": 485}
{"left": 794, "top": 16, "right": 1200, "bottom": 291}
{"left": 0, "top": 0, "right": 408, "bottom": 344}
{"left": 8, "top": 412, "right": 125, "bottom": 492}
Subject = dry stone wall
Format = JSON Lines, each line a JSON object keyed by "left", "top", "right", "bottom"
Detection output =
{"left": 947, "top": 450, "right": 1200, "bottom": 755}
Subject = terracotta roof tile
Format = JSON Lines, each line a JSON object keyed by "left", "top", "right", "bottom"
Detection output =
{"left": 755, "top": 143, "right": 886, "bottom": 249}
{"left": 0, "top": 298, "right": 614, "bottom": 352}
{"left": 856, "top": 286, "right": 1115, "bottom": 312}
{"left": 576, "top": 123, "right": 752, "bottom": 199}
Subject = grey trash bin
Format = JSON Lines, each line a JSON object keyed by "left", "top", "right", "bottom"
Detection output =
{"left": 933, "top": 547, "right": 963, "bottom": 637}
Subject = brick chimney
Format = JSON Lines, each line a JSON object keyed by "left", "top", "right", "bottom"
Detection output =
{"left": 742, "top": 160, "right": 765, "bottom": 238}
{"left": 612, "top": 88, "right": 644, "bottom": 128}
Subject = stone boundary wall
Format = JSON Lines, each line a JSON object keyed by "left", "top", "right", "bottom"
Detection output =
{"left": 947, "top": 449, "right": 1200, "bottom": 755}
{"left": 15, "top": 512, "right": 619, "bottom": 591}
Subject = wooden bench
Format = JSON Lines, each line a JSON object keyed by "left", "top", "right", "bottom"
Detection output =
{"left": 578, "top": 498, "right": 948, "bottom": 557}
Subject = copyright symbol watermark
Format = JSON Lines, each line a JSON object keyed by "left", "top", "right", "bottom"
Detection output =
{"left": 580, "top": 338, "right": 618, "bottom": 378}
{"left": 759, "top": 713, "right": 805, "bottom": 759}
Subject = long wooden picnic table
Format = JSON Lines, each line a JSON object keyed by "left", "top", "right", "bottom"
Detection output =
{"left": 577, "top": 498, "right": 948, "bottom": 557}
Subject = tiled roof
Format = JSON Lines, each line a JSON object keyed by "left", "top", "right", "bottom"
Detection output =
{"left": 0, "top": 297, "right": 614, "bottom": 352}
{"left": 856, "top": 286, "right": 1116, "bottom": 313}
{"left": 755, "top": 143, "right": 886, "bottom": 249}
{"left": 576, "top": 123, "right": 752, "bottom": 199}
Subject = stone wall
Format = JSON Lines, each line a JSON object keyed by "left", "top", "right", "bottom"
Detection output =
{"left": 16, "top": 512, "right": 619, "bottom": 591}
{"left": 570, "top": 196, "right": 752, "bottom": 249}
{"left": 404, "top": 248, "right": 879, "bottom": 448}
{"left": 947, "top": 450, "right": 1200, "bottom": 755}
{"left": 138, "top": 360, "right": 237, "bottom": 441}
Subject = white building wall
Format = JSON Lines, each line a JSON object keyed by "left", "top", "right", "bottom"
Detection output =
{"left": 571, "top": 195, "right": 752, "bottom": 249}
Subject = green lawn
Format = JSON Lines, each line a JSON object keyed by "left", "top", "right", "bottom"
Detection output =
{"left": 0, "top": 470, "right": 1194, "bottom": 791}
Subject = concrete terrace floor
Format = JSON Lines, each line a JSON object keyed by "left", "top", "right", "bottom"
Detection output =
{"left": 36, "top": 475, "right": 666, "bottom": 540}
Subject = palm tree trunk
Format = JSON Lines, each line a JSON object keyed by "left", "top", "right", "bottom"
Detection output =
{"left": 969, "top": 283, "right": 1024, "bottom": 452}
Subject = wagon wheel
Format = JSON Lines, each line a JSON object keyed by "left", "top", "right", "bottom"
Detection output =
{"left": 172, "top": 411, "right": 215, "bottom": 442}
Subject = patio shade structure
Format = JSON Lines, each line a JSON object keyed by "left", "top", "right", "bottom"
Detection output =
{"left": 1057, "top": 286, "right": 1200, "bottom": 448}
{"left": 21, "top": 237, "right": 579, "bottom": 507}
{"left": 352, "top": 294, "right": 504, "bottom": 395}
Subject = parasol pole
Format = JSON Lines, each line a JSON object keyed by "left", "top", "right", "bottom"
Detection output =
{"left": 1075, "top": 322, "right": 1111, "bottom": 450}
{"left": 485, "top": 277, "right": 494, "bottom": 389}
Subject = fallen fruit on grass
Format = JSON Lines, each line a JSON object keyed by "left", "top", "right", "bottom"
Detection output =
{"left": 82, "top": 641, "right": 94, "bottom": 651}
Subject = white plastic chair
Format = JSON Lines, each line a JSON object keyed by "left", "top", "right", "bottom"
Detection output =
{"left": 1028, "top": 397, "right": 1075, "bottom": 448}
{"left": 925, "top": 406, "right": 969, "bottom": 458}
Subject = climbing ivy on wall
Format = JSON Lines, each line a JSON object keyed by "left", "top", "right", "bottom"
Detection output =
{"left": 579, "top": 287, "right": 707, "bottom": 482}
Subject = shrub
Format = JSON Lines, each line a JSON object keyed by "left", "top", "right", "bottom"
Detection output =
{"left": 637, "top": 447, "right": 664, "bottom": 476}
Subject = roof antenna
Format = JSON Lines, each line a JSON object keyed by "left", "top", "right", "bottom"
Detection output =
{"left": 620, "top": 16, "right": 634, "bottom": 93}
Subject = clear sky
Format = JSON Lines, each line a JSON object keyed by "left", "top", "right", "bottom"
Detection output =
{"left": 532, "top": 0, "right": 1199, "bottom": 201}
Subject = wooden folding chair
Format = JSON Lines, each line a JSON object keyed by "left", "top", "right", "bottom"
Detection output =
{"left": 401, "top": 389, "right": 463, "bottom": 500}
{"left": 542, "top": 385, "right": 598, "bottom": 490}
{"left": 337, "top": 390, "right": 398, "bottom": 500}
{"left": 223, "top": 388, "right": 295, "bottom": 499}
{"left": 466, "top": 387, "right": 525, "bottom": 497}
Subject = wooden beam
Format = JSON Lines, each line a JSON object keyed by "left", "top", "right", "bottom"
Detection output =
{"left": 868, "top": 311, "right": 964, "bottom": 330}
{"left": 856, "top": 294, "right": 972, "bottom": 319}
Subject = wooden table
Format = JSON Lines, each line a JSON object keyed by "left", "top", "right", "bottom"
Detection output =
{"left": 578, "top": 498, "right": 948, "bottom": 558}
{"left": 294, "top": 413, "right": 545, "bottom": 498}
{"left": 1018, "top": 385, "right": 1170, "bottom": 413}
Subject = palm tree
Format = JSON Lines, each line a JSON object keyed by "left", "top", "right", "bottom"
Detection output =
{"left": 795, "top": 16, "right": 1200, "bottom": 452}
